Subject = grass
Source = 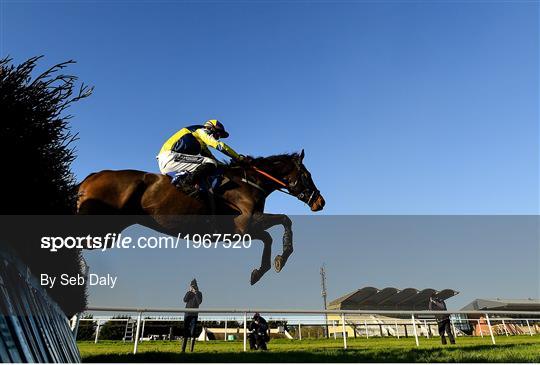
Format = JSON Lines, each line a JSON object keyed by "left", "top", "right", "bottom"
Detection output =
{"left": 78, "top": 335, "right": 540, "bottom": 362}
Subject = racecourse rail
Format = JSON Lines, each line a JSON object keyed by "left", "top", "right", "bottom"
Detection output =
{"left": 75, "top": 307, "right": 540, "bottom": 354}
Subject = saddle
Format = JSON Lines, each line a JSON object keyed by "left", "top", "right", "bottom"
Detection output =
{"left": 166, "top": 172, "right": 232, "bottom": 197}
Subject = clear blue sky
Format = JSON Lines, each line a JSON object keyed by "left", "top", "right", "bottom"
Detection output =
{"left": 2, "top": 1, "right": 538, "bottom": 308}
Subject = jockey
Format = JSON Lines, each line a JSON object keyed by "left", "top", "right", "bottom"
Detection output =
{"left": 157, "top": 119, "right": 243, "bottom": 190}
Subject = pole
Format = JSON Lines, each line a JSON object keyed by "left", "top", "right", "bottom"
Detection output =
{"left": 133, "top": 312, "right": 142, "bottom": 354}
{"left": 526, "top": 319, "right": 533, "bottom": 336}
{"left": 298, "top": 323, "right": 302, "bottom": 340}
{"left": 71, "top": 313, "right": 80, "bottom": 340}
{"left": 451, "top": 317, "right": 458, "bottom": 339}
{"left": 395, "top": 320, "right": 399, "bottom": 339}
{"left": 341, "top": 313, "right": 347, "bottom": 349}
{"left": 320, "top": 265, "right": 329, "bottom": 338}
{"left": 365, "top": 320, "right": 369, "bottom": 339}
{"left": 332, "top": 320, "right": 337, "bottom": 339}
{"left": 224, "top": 320, "right": 228, "bottom": 341}
{"left": 141, "top": 320, "right": 146, "bottom": 341}
{"left": 94, "top": 321, "right": 101, "bottom": 344}
{"left": 501, "top": 319, "right": 509, "bottom": 336}
{"left": 478, "top": 319, "right": 483, "bottom": 338}
{"left": 243, "top": 312, "right": 247, "bottom": 352}
{"left": 411, "top": 314, "right": 419, "bottom": 347}
{"left": 485, "top": 314, "right": 496, "bottom": 345}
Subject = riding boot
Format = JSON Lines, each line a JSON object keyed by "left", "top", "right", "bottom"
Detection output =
{"left": 181, "top": 337, "right": 188, "bottom": 352}
{"left": 191, "top": 164, "right": 217, "bottom": 190}
{"left": 190, "top": 338, "right": 196, "bottom": 352}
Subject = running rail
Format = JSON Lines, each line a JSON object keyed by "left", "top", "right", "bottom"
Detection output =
{"left": 76, "top": 306, "right": 540, "bottom": 353}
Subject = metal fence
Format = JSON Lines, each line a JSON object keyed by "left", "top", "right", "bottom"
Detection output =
{"left": 78, "top": 306, "right": 540, "bottom": 354}
{"left": 0, "top": 248, "right": 81, "bottom": 363}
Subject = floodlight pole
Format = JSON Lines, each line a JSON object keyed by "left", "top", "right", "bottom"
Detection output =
{"left": 320, "top": 265, "right": 329, "bottom": 338}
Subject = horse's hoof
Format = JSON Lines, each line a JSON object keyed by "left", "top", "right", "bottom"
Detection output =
{"left": 250, "top": 269, "right": 260, "bottom": 285}
{"left": 274, "top": 255, "right": 284, "bottom": 273}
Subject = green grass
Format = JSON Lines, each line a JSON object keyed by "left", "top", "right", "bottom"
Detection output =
{"left": 78, "top": 336, "right": 540, "bottom": 362}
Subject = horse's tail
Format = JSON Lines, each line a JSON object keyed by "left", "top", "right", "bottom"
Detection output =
{"left": 75, "top": 172, "right": 99, "bottom": 213}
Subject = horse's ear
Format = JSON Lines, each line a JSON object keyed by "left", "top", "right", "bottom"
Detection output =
{"left": 299, "top": 149, "right": 305, "bottom": 161}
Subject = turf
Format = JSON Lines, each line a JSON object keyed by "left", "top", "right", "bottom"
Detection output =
{"left": 78, "top": 335, "right": 540, "bottom": 362}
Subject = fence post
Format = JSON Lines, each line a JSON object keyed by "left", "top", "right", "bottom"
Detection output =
{"left": 411, "top": 314, "right": 419, "bottom": 347}
{"left": 224, "top": 320, "right": 227, "bottom": 341}
{"left": 451, "top": 317, "right": 458, "bottom": 339}
{"left": 71, "top": 313, "right": 80, "bottom": 340}
{"left": 526, "top": 319, "right": 533, "bottom": 336}
{"left": 133, "top": 312, "right": 142, "bottom": 354}
{"left": 332, "top": 320, "right": 337, "bottom": 339}
{"left": 243, "top": 312, "right": 247, "bottom": 352}
{"left": 364, "top": 320, "right": 369, "bottom": 339}
{"left": 477, "top": 319, "right": 483, "bottom": 337}
{"left": 94, "top": 321, "right": 101, "bottom": 344}
{"left": 395, "top": 320, "right": 399, "bottom": 339}
{"left": 485, "top": 314, "right": 496, "bottom": 345}
{"left": 298, "top": 323, "right": 302, "bottom": 340}
{"left": 501, "top": 319, "right": 509, "bottom": 336}
{"left": 141, "top": 320, "right": 146, "bottom": 341}
{"left": 341, "top": 313, "right": 347, "bottom": 349}
{"left": 424, "top": 320, "right": 429, "bottom": 339}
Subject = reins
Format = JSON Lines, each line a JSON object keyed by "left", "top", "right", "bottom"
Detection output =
{"left": 248, "top": 166, "right": 296, "bottom": 197}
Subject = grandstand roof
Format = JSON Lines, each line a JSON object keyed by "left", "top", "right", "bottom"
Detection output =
{"left": 460, "top": 298, "right": 540, "bottom": 312}
{"left": 328, "top": 287, "right": 458, "bottom": 310}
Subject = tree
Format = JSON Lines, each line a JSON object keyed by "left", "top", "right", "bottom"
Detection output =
{"left": 0, "top": 56, "right": 93, "bottom": 316}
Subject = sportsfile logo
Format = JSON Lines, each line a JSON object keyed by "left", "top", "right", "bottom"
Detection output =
{"left": 40, "top": 233, "right": 252, "bottom": 252}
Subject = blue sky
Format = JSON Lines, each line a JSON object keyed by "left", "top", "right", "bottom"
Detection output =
{"left": 3, "top": 0, "right": 538, "bottom": 215}
{"left": 2, "top": 1, "right": 538, "bottom": 308}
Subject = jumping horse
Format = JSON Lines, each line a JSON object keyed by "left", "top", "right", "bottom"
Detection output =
{"left": 77, "top": 150, "right": 325, "bottom": 284}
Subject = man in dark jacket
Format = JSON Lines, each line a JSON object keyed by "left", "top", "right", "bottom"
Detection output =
{"left": 429, "top": 295, "right": 455, "bottom": 345}
{"left": 182, "top": 279, "right": 203, "bottom": 352}
{"left": 248, "top": 313, "right": 270, "bottom": 350}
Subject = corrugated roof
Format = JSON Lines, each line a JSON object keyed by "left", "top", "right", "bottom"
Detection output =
{"left": 460, "top": 298, "right": 540, "bottom": 311}
{"left": 328, "top": 287, "right": 458, "bottom": 310}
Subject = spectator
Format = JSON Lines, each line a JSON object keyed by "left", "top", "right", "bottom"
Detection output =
{"left": 429, "top": 294, "right": 455, "bottom": 345}
{"left": 248, "top": 313, "right": 270, "bottom": 350}
{"left": 182, "top": 279, "right": 203, "bottom": 352}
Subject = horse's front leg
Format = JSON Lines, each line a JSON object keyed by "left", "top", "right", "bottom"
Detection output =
{"left": 252, "top": 212, "right": 293, "bottom": 273}
{"left": 249, "top": 231, "right": 272, "bottom": 285}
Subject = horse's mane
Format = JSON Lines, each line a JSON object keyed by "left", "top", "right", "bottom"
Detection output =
{"left": 226, "top": 152, "right": 300, "bottom": 170}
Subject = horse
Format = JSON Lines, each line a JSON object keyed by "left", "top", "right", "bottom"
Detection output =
{"left": 76, "top": 150, "right": 325, "bottom": 284}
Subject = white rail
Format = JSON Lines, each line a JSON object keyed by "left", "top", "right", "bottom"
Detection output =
{"left": 75, "top": 307, "right": 540, "bottom": 354}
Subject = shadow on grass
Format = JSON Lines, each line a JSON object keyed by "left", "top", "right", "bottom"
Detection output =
{"left": 82, "top": 343, "right": 540, "bottom": 363}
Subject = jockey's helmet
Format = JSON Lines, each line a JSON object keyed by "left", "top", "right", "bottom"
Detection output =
{"left": 204, "top": 119, "right": 229, "bottom": 138}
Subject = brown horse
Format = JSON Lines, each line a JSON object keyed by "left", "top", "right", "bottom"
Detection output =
{"left": 77, "top": 150, "right": 325, "bottom": 284}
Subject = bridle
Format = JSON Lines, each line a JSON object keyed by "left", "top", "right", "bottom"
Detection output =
{"left": 248, "top": 162, "right": 321, "bottom": 207}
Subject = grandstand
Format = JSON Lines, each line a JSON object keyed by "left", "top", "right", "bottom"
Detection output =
{"left": 326, "top": 287, "right": 459, "bottom": 338}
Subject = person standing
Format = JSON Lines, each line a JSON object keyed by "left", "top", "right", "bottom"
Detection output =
{"left": 182, "top": 279, "right": 203, "bottom": 352}
{"left": 429, "top": 295, "right": 455, "bottom": 345}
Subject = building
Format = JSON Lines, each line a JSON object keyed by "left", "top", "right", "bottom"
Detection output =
{"left": 327, "top": 287, "right": 459, "bottom": 338}
{"left": 460, "top": 298, "right": 540, "bottom": 336}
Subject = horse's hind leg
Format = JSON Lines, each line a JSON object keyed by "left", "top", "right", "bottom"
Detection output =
{"left": 250, "top": 231, "right": 272, "bottom": 285}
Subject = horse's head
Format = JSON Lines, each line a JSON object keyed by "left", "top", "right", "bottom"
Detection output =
{"left": 278, "top": 150, "right": 325, "bottom": 212}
